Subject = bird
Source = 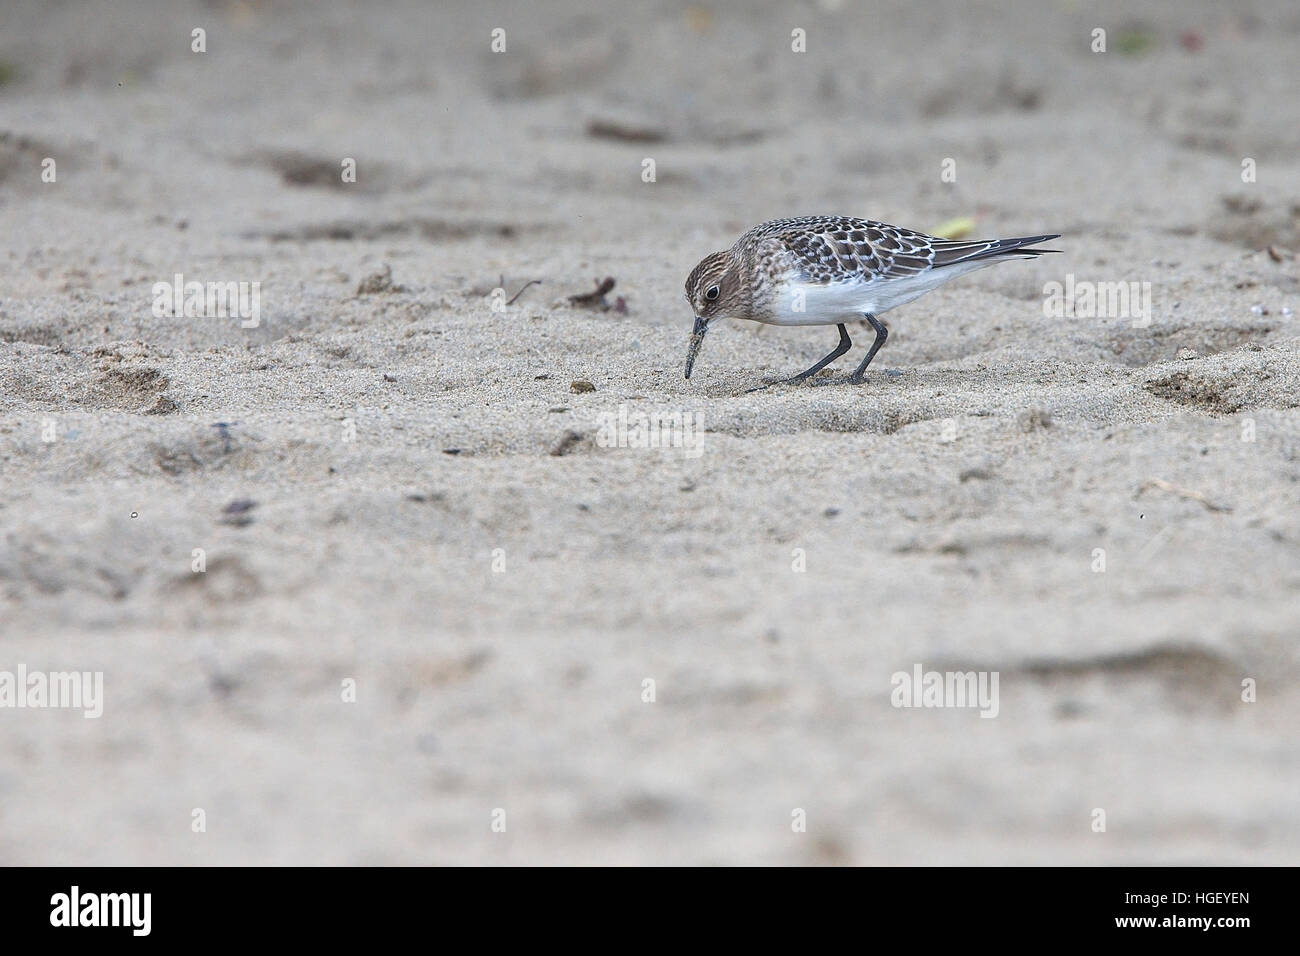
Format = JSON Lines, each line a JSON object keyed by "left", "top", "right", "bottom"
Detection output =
{"left": 683, "top": 216, "right": 1060, "bottom": 385}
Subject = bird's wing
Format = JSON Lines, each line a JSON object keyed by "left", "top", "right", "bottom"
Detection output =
{"left": 762, "top": 218, "right": 939, "bottom": 284}
{"left": 755, "top": 218, "right": 1058, "bottom": 286}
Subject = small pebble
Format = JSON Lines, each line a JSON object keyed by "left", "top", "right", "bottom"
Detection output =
{"left": 356, "top": 264, "right": 404, "bottom": 295}
{"left": 220, "top": 498, "right": 257, "bottom": 527}
{"left": 1017, "top": 408, "right": 1052, "bottom": 432}
{"left": 550, "top": 430, "right": 585, "bottom": 456}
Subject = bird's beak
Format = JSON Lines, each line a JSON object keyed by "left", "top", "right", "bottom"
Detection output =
{"left": 684, "top": 316, "right": 708, "bottom": 380}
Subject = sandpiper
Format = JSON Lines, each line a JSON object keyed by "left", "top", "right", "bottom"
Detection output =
{"left": 683, "top": 216, "right": 1059, "bottom": 384}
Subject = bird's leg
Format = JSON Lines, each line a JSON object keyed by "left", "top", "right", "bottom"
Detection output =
{"left": 849, "top": 313, "right": 888, "bottom": 384}
{"left": 782, "top": 323, "right": 852, "bottom": 383}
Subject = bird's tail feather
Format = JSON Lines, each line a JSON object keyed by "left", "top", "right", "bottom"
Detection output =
{"left": 932, "top": 234, "right": 1061, "bottom": 267}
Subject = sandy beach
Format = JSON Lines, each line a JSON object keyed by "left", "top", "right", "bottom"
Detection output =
{"left": 1, "top": 0, "right": 1298, "bottom": 864}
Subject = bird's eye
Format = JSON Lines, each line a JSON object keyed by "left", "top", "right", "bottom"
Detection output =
{"left": 705, "top": 285, "right": 720, "bottom": 300}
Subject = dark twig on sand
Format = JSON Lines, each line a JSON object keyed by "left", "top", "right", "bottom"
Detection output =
{"left": 506, "top": 279, "right": 542, "bottom": 305}
{"left": 586, "top": 119, "right": 668, "bottom": 143}
{"left": 568, "top": 277, "right": 617, "bottom": 309}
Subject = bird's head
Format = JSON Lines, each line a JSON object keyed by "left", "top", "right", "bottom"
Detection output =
{"left": 683, "top": 251, "right": 740, "bottom": 379}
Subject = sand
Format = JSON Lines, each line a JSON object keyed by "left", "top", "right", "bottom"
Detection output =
{"left": 1, "top": 0, "right": 1298, "bottom": 864}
